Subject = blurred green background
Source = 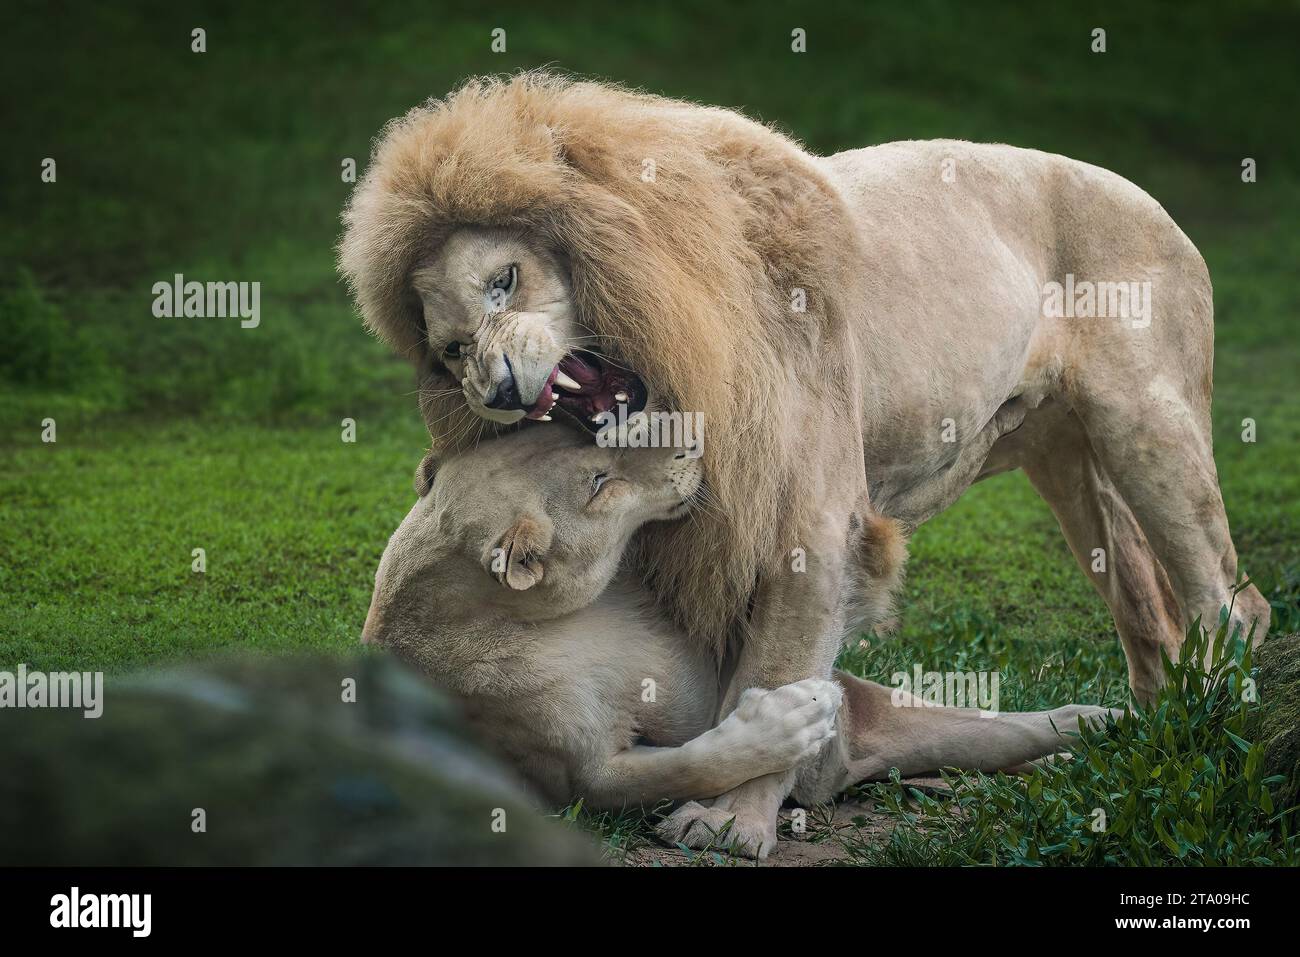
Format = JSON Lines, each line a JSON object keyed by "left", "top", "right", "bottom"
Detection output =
{"left": 2, "top": 0, "right": 1297, "bottom": 686}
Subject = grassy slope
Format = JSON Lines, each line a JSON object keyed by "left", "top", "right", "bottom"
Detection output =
{"left": 0, "top": 1, "right": 1297, "bottom": 860}
{"left": 0, "top": 418, "right": 428, "bottom": 672}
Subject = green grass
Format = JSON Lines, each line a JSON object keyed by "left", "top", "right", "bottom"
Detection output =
{"left": 842, "top": 620, "right": 1300, "bottom": 866}
{"left": 1, "top": 0, "right": 1298, "bottom": 864}
{"left": 0, "top": 416, "right": 430, "bottom": 673}
{"left": 575, "top": 609, "right": 1300, "bottom": 867}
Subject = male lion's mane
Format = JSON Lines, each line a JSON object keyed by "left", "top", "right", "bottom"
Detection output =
{"left": 339, "top": 72, "right": 868, "bottom": 655}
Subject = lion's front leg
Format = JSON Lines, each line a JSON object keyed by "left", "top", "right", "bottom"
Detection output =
{"left": 656, "top": 769, "right": 796, "bottom": 858}
{"left": 667, "top": 518, "right": 850, "bottom": 859}
{"left": 721, "top": 549, "right": 849, "bottom": 712}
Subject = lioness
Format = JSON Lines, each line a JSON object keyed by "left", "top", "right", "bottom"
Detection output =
{"left": 340, "top": 72, "right": 1268, "bottom": 854}
{"left": 361, "top": 427, "right": 1113, "bottom": 849}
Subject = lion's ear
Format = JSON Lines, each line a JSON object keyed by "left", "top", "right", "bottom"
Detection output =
{"left": 413, "top": 451, "right": 440, "bottom": 497}
{"left": 487, "top": 516, "right": 552, "bottom": 591}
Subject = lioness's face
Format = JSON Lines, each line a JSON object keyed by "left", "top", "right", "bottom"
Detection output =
{"left": 411, "top": 226, "right": 649, "bottom": 431}
{"left": 361, "top": 428, "right": 701, "bottom": 645}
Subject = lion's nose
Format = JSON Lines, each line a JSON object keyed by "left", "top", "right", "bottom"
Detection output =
{"left": 484, "top": 355, "right": 524, "bottom": 410}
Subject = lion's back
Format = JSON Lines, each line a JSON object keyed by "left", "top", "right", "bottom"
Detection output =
{"left": 821, "top": 139, "right": 1207, "bottom": 286}
{"left": 820, "top": 139, "right": 1212, "bottom": 373}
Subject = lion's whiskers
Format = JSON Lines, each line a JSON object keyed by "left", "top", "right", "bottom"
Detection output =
{"left": 425, "top": 401, "right": 477, "bottom": 432}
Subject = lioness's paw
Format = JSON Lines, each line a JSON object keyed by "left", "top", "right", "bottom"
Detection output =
{"left": 723, "top": 679, "right": 840, "bottom": 772}
{"left": 655, "top": 801, "right": 778, "bottom": 860}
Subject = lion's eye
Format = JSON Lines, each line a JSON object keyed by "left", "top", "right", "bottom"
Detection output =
{"left": 444, "top": 342, "right": 464, "bottom": 359}
{"left": 590, "top": 472, "right": 610, "bottom": 497}
{"left": 484, "top": 265, "right": 518, "bottom": 312}
{"left": 490, "top": 265, "right": 518, "bottom": 294}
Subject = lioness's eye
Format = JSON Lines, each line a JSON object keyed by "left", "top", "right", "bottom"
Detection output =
{"left": 444, "top": 342, "right": 464, "bottom": 359}
{"left": 591, "top": 472, "right": 610, "bottom": 497}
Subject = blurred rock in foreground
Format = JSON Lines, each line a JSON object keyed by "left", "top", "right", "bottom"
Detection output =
{"left": 0, "top": 653, "right": 600, "bottom": 865}
{"left": 1257, "top": 633, "right": 1300, "bottom": 814}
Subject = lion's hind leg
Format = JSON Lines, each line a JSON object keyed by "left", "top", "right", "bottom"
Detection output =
{"left": 1016, "top": 409, "right": 1187, "bottom": 704}
{"left": 790, "top": 671, "right": 1116, "bottom": 803}
{"left": 1061, "top": 358, "right": 1270, "bottom": 694}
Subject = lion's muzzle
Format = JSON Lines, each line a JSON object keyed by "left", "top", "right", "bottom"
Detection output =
{"left": 462, "top": 315, "right": 649, "bottom": 430}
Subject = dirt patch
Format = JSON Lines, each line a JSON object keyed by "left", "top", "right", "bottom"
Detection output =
{"left": 622, "top": 777, "right": 949, "bottom": 867}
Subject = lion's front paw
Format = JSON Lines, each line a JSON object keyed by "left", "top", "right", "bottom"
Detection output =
{"left": 655, "top": 801, "right": 778, "bottom": 860}
{"left": 721, "top": 678, "right": 841, "bottom": 774}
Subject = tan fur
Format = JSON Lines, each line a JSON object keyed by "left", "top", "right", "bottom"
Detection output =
{"left": 340, "top": 71, "right": 866, "bottom": 655}
{"left": 342, "top": 72, "right": 1269, "bottom": 852}
{"left": 363, "top": 429, "right": 1113, "bottom": 855}
{"left": 842, "top": 513, "right": 907, "bottom": 640}
{"left": 363, "top": 429, "right": 841, "bottom": 807}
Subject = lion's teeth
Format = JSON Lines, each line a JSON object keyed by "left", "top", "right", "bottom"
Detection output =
{"left": 539, "top": 414, "right": 552, "bottom": 422}
{"left": 554, "top": 370, "right": 582, "bottom": 392}
{"left": 551, "top": 392, "right": 558, "bottom": 401}
{"left": 614, "top": 391, "right": 628, "bottom": 403}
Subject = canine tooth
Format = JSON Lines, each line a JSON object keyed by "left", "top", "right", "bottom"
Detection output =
{"left": 614, "top": 391, "right": 629, "bottom": 403}
{"left": 551, "top": 392, "right": 558, "bottom": 401}
{"left": 539, "top": 414, "right": 553, "bottom": 421}
{"left": 554, "top": 370, "right": 582, "bottom": 391}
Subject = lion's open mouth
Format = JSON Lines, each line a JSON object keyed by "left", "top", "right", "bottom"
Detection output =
{"left": 524, "top": 350, "right": 648, "bottom": 432}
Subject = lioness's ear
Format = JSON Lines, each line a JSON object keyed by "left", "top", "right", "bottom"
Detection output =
{"left": 487, "top": 516, "right": 552, "bottom": 591}
{"left": 413, "top": 450, "right": 440, "bottom": 497}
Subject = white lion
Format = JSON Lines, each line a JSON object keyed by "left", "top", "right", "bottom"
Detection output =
{"left": 340, "top": 72, "right": 1269, "bottom": 856}
{"left": 361, "top": 428, "right": 1114, "bottom": 856}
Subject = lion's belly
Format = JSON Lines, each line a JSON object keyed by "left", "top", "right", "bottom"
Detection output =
{"left": 819, "top": 142, "right": 1062, "bottom": 525}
